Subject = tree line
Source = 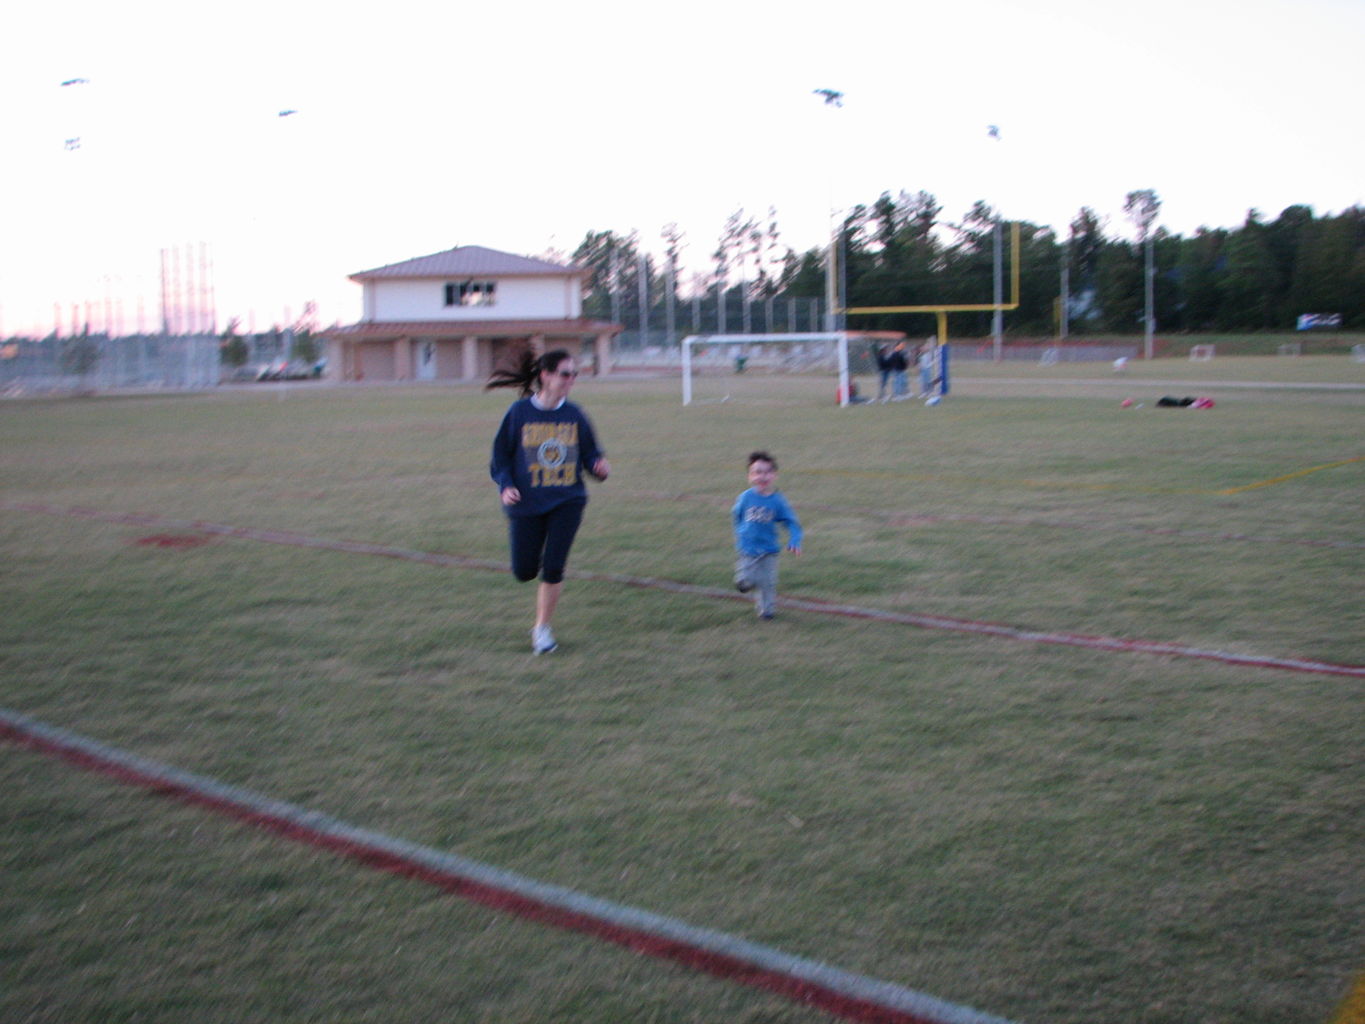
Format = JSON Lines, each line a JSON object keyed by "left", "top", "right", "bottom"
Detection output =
{"left": 572, "top": 193, "right": 1365, "bottom": 339}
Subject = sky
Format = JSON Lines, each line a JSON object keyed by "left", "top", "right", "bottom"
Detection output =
{"left": 3, "top": 0, "right": 1362, "bottom": 336}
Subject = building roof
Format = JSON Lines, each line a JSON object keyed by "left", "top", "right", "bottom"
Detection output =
{"left": 323, "top": 318, "right": 623, "bottom": 339}
{"left": 349, "top": 245, "right": 582, "bottom": 282}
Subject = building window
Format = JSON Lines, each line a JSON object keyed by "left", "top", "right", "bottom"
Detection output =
{"left": 444, "top": 280, "right": 496, "bottom": 307}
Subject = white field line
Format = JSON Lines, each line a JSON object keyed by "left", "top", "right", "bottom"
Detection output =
{"left": 0, "top": 706, "right": 1017, "bottom": 1024}
{"left": 953, "top": 376, "right": 1365, "bottom": 392}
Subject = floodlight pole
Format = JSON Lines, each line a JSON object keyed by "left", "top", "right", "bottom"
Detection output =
{"left": 637, "top": 250, "right": 649, "bottom": 349}
{"left": 681, "top": 336, "right": 693, "bottom": 405}
{"left": 992, "top": 221, "right": 1003, "bottom": 361}
{"left": 815, "top": 88, "right": 844, "bottom": 332}
{"left": 989, "top": 126, "right": 1004, "bottom": 362}
{"left": 1125, "top": 189, "right": 1160, "bottom": 360}
{"left": 1143, "top": 234, "right": 1155, "bottom": 359}
{"left": 1060, "top": 260, "right": 1070, "bottom": 340}
{"left": 664, "top": 262, "right": 676, "bottom": 342}
{"left": 825, "top": 231, "right": 839, "bottom": 333}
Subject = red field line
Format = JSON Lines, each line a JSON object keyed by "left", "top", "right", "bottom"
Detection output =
{"left": 4, "top": 500, "right": 1363, "bottom": 679}
{"left": 623, "top": 488, "right": 1365, "bottom": 551}
{"left": 1, "top": 708, "right": 1016, "bottom": 1024}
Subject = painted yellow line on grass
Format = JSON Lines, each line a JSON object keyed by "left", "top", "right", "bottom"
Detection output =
{"left": 1331, "top": 972, "right": 1365, "bottom": 1024}
{"left": 1215, "top": 456, "right": 1363, "bottom": 495}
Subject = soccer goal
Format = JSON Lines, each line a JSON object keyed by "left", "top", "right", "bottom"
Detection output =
{"left": 681, "top": 333, "right": 852, "bottom": 406}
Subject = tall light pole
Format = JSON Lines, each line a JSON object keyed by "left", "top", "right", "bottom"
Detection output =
{"left": 637, "top": 249, "right": 649, "bottom": 350}
{"left": 1143, "top": 233, "right": 1155, "bottom": 359}
{"left": 1124, "top": 189, "right": 1161, "bottom": 359}
{"left": 992, "top": 220, "right": 1004, "bottom": 360}
{"left": 57, "top": 76, "right": 91, "bottom": 338}
{"left": 988, "top": 125, "right": 1004, "bottom": 362}
{"left": 1060, "top": 246, "right": 1070, "bottom": 341}
{"left": 814, "top": 89, "right": 843, "bottom": 332}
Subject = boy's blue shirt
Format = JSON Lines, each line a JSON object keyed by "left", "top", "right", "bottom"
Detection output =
{"left": 732, "top": 488, "right": 802, "bottom": 555}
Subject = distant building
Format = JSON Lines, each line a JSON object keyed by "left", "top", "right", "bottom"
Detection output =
{"left": 323, "top": 245, "right": 622, "bottom": 383}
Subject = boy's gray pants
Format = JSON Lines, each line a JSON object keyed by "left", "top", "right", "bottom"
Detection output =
{"left": 735, "top": 551, "right": 779, "bottom": 617}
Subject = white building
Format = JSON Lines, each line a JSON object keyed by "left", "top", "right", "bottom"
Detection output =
{"left": 324, "top": 245, "right": 621, "bottom": 383}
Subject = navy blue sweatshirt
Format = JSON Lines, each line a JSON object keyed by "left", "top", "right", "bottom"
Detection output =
{"left": 489, "top": 396, "right": 605, "bottom": 517}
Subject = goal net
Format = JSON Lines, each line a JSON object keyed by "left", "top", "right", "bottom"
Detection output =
{"left": 681, "top": 333, "right": 858, "bottom": 406}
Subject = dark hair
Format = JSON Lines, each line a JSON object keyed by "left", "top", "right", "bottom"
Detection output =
{"left": 748, "top": 450, "right": 777, "bottom": 470}
{"left": 485, "top": 348, "right": 574, "bottom": 398}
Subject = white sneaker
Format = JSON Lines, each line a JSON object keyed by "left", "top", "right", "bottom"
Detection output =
{"left": 531, "top": 624, "right": 557, "bottom": 654}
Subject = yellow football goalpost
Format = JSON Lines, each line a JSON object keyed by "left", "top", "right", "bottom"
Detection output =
{"left": 838, "top": 221, "right": 1021, "bottom": 355}
{"left": 679, "top": 224, "right": 1020, "bottom": 407}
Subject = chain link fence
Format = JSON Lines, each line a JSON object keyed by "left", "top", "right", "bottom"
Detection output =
{"left": 0, "top": 334, "right": 221, "bottom": 396}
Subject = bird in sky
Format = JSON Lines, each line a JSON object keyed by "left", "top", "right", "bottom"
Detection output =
{"left": 987, "top": 124, "right": 1001, "bottom": 140}
{"left": 814, "top": 88, "right": 843, "bottom": 108}
{"left": 278, "top": 109, "right": 298, "bottom": 118}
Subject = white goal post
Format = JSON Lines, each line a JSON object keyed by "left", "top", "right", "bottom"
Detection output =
{"left": 681, "top": 333, "right": 850, "bottom": 406}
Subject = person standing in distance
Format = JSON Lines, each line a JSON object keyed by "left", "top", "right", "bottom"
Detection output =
{"left": 732, "top": 451, "right": 802, "bottom": 620}
{"left": 874, "top": 343, "right": 894, "bottom": 402}
{"left": 888, "top": 341, "right": 910, "bottom": 400}
{"left": 488, "top": 349, "right": 609, "bottom": 654}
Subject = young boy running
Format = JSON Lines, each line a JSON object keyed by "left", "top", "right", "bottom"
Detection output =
{"left": 732, "top": 451, "right": 803, "bottom": 619}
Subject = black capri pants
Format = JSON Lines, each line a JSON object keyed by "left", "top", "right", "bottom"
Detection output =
{"left": 507, "top": 500, "right": 585, "bottom": 585}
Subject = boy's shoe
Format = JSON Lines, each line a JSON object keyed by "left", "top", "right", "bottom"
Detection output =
{"left": 759, "top": 611, "right": 775, "bottom": 620}
{"left": 531, "top": 625, "right": 557, "bottom": 654}
{"left": 735, "top": 578, "right": 754, "bottom": 593}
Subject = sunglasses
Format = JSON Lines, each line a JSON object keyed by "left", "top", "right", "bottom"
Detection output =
{"left": 554, "top": 369, "right": 579, "bottom": 379}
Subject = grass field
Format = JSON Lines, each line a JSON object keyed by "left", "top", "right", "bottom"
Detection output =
{"left": 2, "top": 357, "right": 1363, "bottom": 1024}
